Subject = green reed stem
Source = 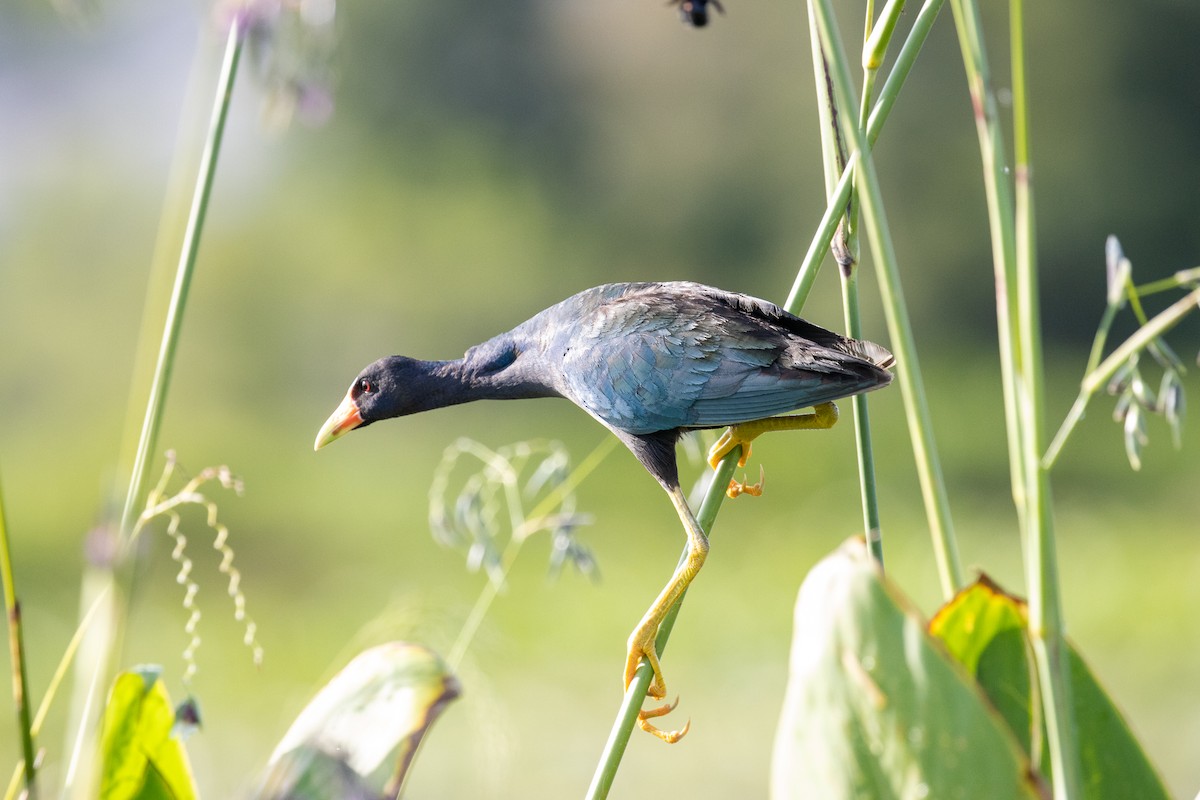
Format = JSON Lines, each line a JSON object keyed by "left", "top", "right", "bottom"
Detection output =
{"left": 586, "top": 450, "right": 740, "bottom": 800}
{"left": 804, "top": 0, "right": 890, "bottom": 565}
{"left": 841, "top": 280, "right": 885, "bottom": 559}
{"left": 786, "top": 0, "right": 944, "bottom": 312}
{"left": 863, "top": 0, "right": 906, "bottom": 70}
{"left": 792, "top": 0, "right": 962, "bottom": 588}
{"left": 119, "top": 21, "right": 245, "bottom": 540}
{"left": 1010, "top": 0, "right": 1080, "bottom": 792}
{"left": 1136, "top": 266, "right": 1200, "bottom": 296}
{"left": 63, "top": 21, "right": 245, "bottom": 797}
{"left": 810, "top": 0, "right": 963, "bottom": 598}
{"left": 845, "top": 0, "right": 904, "bottom": 565}
{"left": 0, "top": 470, "right": 37, "bottom": 799}
{"left": 4, "top": 586, "right": 111, "bottom": 800}
{"left": 946, "top": 0, "right": 1028, "bottom": 526}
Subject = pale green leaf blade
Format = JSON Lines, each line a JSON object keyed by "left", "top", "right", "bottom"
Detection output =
{"left": 1068, "top": 649, "right": 1171, "bottom": 800}
{"left": 258, "top": 642, "right": 460, "bottom": 800}
{"left": 99, "top": 666, "right": 198, "bottom": 800}
{"left": 770, "top": 539, "right": 1045, "bottom": 800}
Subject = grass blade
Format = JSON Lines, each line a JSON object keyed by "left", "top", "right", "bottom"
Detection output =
{"left": 0, "top": 468, "right": 37, "bottom": 798}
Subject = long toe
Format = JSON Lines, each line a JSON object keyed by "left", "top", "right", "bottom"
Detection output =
{"left": 726, "top": 465, "right": 765, "bottom": 498}
{"left": 637, "top": 708, "right": 690, "bottom": 744}
{"left": 707, "top": 427, "right": 753, "bottom": 469}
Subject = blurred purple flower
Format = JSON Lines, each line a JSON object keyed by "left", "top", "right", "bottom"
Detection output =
{"left": 215, "top": 0, "right": 338, "bottom": 129}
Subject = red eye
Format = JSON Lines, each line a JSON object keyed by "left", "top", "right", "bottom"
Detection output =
{"left": 356, "top": 378, "right": 374, "bottom": 395}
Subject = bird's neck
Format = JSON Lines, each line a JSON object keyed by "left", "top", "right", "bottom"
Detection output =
{"left": 421, "top": 345, "right": 558, "bottom": 409}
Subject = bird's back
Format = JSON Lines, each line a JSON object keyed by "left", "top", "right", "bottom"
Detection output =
{"left": 528, "top": 282, "right": 892, "bottom": 435}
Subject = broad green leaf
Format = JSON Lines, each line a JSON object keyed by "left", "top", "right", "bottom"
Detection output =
{"left": 99, "top": 666, "right": 199, "bottom": 800}
{"left": 930, "top": 578, "right": 1172, "bottom": 800}
{"left": 929, "top": 576, "right": 1036, "bottom": 754}
{"left": 257, "top": 642, "right": 461, "bottom": 800}
{"left": 771, "top": 538, "right": 1046, "bottom": 800}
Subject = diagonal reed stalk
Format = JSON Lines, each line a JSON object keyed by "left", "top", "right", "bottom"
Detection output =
{"left": 117, "top": 20, "right": 245, "bottom": 542}
{"left": 785, "top": 0, "right": 946, "bottom": 312}
{"left": 586, "top": 451, "right": 740, "bottom": 800}
{"left": 62, "top": 19, "right": 246, "bottom": 797}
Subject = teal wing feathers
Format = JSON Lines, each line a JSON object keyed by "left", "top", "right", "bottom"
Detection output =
{"left": 549, "top": 282, "right": 891, "bottom": 435}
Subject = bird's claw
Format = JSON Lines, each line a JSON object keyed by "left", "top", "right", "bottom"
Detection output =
{"left": 726, "top": 465, "right": 765, "bottom": 498}
{"left": 637, "top": 696, "right": 690, "bottom": 743}
{"left": 626, "top": 626, "right": 691, "bottom": 740}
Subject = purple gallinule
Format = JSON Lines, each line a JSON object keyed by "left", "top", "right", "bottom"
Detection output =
{"left": 315, "top": 281, "right": 893, "bottom": 741}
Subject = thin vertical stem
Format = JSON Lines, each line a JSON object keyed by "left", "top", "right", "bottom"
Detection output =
{"left": 946, "top": 0, "right": 1026, "bottom": 523}
{"left": 0, "top": 469, "right": 37, "bottom": 798}
{"left": 808, "top": 2, "right": 844, "bottom": 198}
{"left": 803, "top": 0, "right": 910, "bottom": 566}
{"left": 841, "top": 280, "right": 885, "bottom": 559}
{"left": 840, "top": 0, "right": 904, "bottom": 565}
{"left": 811, "top": 0, "right": 963, "bottom": 598}
{"left": 807, "top": 0, "right": 876, "bottom": 559}
{"left": 1011, "top": 0, "right": 1080, "bottom": 793}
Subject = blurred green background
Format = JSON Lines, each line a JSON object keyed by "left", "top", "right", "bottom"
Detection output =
{"left": 2, "top": 0, "right": 1199, "bottom": 796}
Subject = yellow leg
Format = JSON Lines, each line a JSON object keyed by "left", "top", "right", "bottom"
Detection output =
{"left": 707, "top": 402, "right": 840, "bottom": 470}
{"left": 624, "top": 483, "right": 708, "bottom": 743}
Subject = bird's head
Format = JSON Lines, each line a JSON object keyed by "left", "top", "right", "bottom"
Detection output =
{"left": 314, "top": 356, "right": 423, "bottom": 450}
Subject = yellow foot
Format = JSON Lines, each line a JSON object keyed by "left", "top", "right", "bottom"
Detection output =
{"left": 637, "top": 696, "right": 690, "bottom": 743}
{"left": 626, "top": 626, "right": 691, "bottom": 742}
{"left": 707, "top": 427, "right": 753, "bottom": 469}
{"left": 707, "top": 402, "right": 840, "bottom": 470}
{"left": 727, "top": 465, "right": 765, "bottom": 498}
{"left": 625, "top": 623, "right": 667, "bottom": 700}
